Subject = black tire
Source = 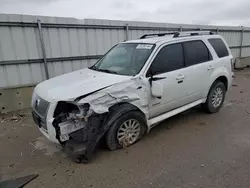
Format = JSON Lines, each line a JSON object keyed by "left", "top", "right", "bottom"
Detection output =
{"left": 105, "top": 111, "right": 146, "bottom": 151}
{"left": 203, "top": 81, "right": 226, "bottom": 113}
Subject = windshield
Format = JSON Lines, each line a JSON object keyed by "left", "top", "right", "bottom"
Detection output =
{"left": 90, "top": 43, "right": 155, "bottom": 76}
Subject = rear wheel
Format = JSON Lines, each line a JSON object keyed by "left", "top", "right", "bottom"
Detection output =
{"left": 203, "top": 81, "right": 226, "bottom": 113}
{"left": 105, "top": 111, "right": 146, "bottom": 150}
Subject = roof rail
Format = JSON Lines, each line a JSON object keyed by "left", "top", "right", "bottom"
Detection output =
{"left": 140, "top": 32, "right": 178, "bottom": 39}
{"left": 139, "top": 31, "right": 214, "bottom": 39}
{"left": 173, "top": 31, "right": 214, "bottom": 38}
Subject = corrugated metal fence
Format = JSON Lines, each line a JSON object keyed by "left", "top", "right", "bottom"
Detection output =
{"left": 1, "top": 14, "right": 250, "bottom": 89}
{"left": 0, "top": 14, "right": 250, "bottom": 112}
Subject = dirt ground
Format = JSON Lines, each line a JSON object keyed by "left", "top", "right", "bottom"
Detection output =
{"left": 1, "top": 69, "right": 250, "bottom": 188}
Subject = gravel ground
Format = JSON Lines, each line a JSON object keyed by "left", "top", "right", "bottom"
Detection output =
{"left": 1, "top": 69, "right": 250, "bottom": 188}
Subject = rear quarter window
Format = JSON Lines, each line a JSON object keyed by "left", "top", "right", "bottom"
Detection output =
{"left": 208, "top": 38, "right": 229, "bottom": 58}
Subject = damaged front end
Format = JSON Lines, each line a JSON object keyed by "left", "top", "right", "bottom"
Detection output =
{"left": 52, "top": 101, "right": 107, "bottom": 163}
{"left": 50, "top": 78, "right": 149, "bottom": 163}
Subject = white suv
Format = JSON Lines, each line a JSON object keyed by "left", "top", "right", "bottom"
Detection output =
{"left": 32, "top": 31, "right": 234, "bottom": 163}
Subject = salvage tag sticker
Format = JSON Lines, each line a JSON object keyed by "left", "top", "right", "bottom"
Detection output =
{"left": 136, "top": 44, "right": 153, "bottom": 49}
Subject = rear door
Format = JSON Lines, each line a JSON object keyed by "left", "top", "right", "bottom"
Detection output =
{"left": 201, "top": 38, "right": 232, "bottom": 98}
{"left": 181, "top": 40, "right": 213, "bottom": 103}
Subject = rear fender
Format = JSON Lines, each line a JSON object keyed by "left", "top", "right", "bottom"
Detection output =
{"left": 205, "top": 67, "right": 230, "bottom": 97}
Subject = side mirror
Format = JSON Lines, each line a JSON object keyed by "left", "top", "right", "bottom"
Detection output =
{"left": 147, "top": 69, "right": 165, "bottom": 98}
{"left": 148, "top": 69, "right": 166, "bottom": 83}
{"left": 149, "top": 76, "right": 165, "bottom": 99}
{"left": 151, "top": 81, "right": 163, "bottom": 98}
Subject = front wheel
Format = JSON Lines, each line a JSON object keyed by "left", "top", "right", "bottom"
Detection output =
{"left": 203, "top": 81, "right": 226, "bottom": 113}
{"left": 105, "top": 111, "right": 146, "bottom": 150}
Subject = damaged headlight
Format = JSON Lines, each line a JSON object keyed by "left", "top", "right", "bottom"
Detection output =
{"left": 53, "top": 102, "right": 93, "bottom": 142}
{"left": 54, "top": 102, "right": 92, "bottom": 119}
{"left": 68, "top": 104, "right": 94, "bottom": 122}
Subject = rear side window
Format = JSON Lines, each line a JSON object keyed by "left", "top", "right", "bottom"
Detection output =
{"left": 149, "top": 43, "right": 184, "bottom": 75}
{"left": 208, "top": 38, "right": 229, "bottom": 58}
{"left": 183, "top": 40, "right": 211, "bottom": 67}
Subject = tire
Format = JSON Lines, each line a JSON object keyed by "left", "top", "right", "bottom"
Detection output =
{"left": 105, "top": 111, "right": 146, "bottom": 151}
{"left": 203, "top": 81, "right": 226, "bottom": 113}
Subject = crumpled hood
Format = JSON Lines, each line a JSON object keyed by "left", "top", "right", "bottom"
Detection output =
{"left": 34, "top": 68, "right": 131, "bottom": 102}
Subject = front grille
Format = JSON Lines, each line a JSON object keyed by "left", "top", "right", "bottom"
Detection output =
{"left": 32, "top": 110, "right": 47, "bottom": 130}
{"left": 32, "top": 94, "right": 50, "bottom": 118}
{"left": 31, "top": 93, "right": 50, "bottom": 130}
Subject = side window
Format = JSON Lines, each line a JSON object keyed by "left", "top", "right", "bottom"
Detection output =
{"left": 208, "top": 38, "right": 229, "bottom": 58}
{"left": 149, "top": 43, "right": 184, "bottom": 75}
{"left": 183, "top": 40, "right": 211, "bottom": 67}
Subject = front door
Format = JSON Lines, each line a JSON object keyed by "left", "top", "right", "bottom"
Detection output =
{"left": 148, "top": 43, "right": 187, "bottom": 118}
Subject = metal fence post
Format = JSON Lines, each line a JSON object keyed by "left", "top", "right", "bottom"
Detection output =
{"left": 125, "top": 23, "right": 129, "bottom": 41}
{"left": 37, "top": 19, "right": 49, "bottom": 79}
{"left": 239, "top": 26, "right": 244, "bottom": 58}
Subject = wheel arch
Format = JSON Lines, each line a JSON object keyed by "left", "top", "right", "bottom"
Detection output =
{"left": 104, "top": 102, "right": 148, "bottom": 150}
{"left": 104, "top": 102, "right": 148, "bottom": 132}
{"left": 202, "top": 75, "right": 227, "bottom": 113}
{"left": 107, "top": 102, "right": 148, "bottom": 129}
{"left": 206, "top": 70, "right": 230, "bottom": 97}
{"left": 213, "top": 76, "right": 228, "bottom": 91}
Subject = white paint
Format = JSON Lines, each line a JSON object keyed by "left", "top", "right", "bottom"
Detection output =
{"left": 151, "top": 81, "right": 163, "bottom": 98}
{"left": 148, "top": 99, "right": 205, "bottom": 128}
{"left": 78, "top": 78, "right": 149, "bottom": 115}
{"left": 34, "top": 68, "right": 131, "bottom": 102}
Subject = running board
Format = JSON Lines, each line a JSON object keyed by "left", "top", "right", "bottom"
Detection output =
{"left": 148, "top": 99, "right": 203, "bottom": 128}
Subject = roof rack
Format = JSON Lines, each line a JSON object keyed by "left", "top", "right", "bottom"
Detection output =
{"left": 173, "top": 31, "right": 214, "bottom": 38}
{"left": 140, "top": 32, "right": 178, "bottom": 39}
{"left": 140, "top": 31, "right": 214, "bottom": 39}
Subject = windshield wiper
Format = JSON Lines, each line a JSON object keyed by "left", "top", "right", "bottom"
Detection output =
{"left": 88, "top": 65, "right": 98, "bottom": 70}
{"left": 89, "top": 66, "right": 117, "bottom": 74}
{"left": 98, "top": 68, "right": 118, "bottom": 74}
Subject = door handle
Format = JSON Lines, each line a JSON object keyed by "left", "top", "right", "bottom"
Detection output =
{"left": 207, "top": 65, "right": 214, "bottom": 70}
{"left": 176, "top": 74, "right": 185, "bottom": 80}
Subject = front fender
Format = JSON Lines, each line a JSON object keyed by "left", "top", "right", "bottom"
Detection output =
{"left": 77, "top": 78, "right": 149, "bottom": 119}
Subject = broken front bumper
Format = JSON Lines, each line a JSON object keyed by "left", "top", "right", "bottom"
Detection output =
{"left": 62, "top": 115, "right": 105, "bottom": 163}
{"left": 32, "top": 102, "right": 59, "bottom": 144}
{"left": 32, "top": 102, "right": 105, "bottom": 163}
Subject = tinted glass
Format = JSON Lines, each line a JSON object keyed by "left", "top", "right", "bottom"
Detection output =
{"left": 149, "top": 43, "right": 184, "bottom": 75}
{"left": 208, "top": 38, "right": 229, "bottom": 58}
{"left": 183, "top": 40, "right": 211, "bottom": 67}
{"left": 92, "top": 43, "right": 155, "bottom": 76}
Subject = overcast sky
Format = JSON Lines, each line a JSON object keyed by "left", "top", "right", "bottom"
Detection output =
{"left": 0, "top": 0, "right": 249, "bottom": 26}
